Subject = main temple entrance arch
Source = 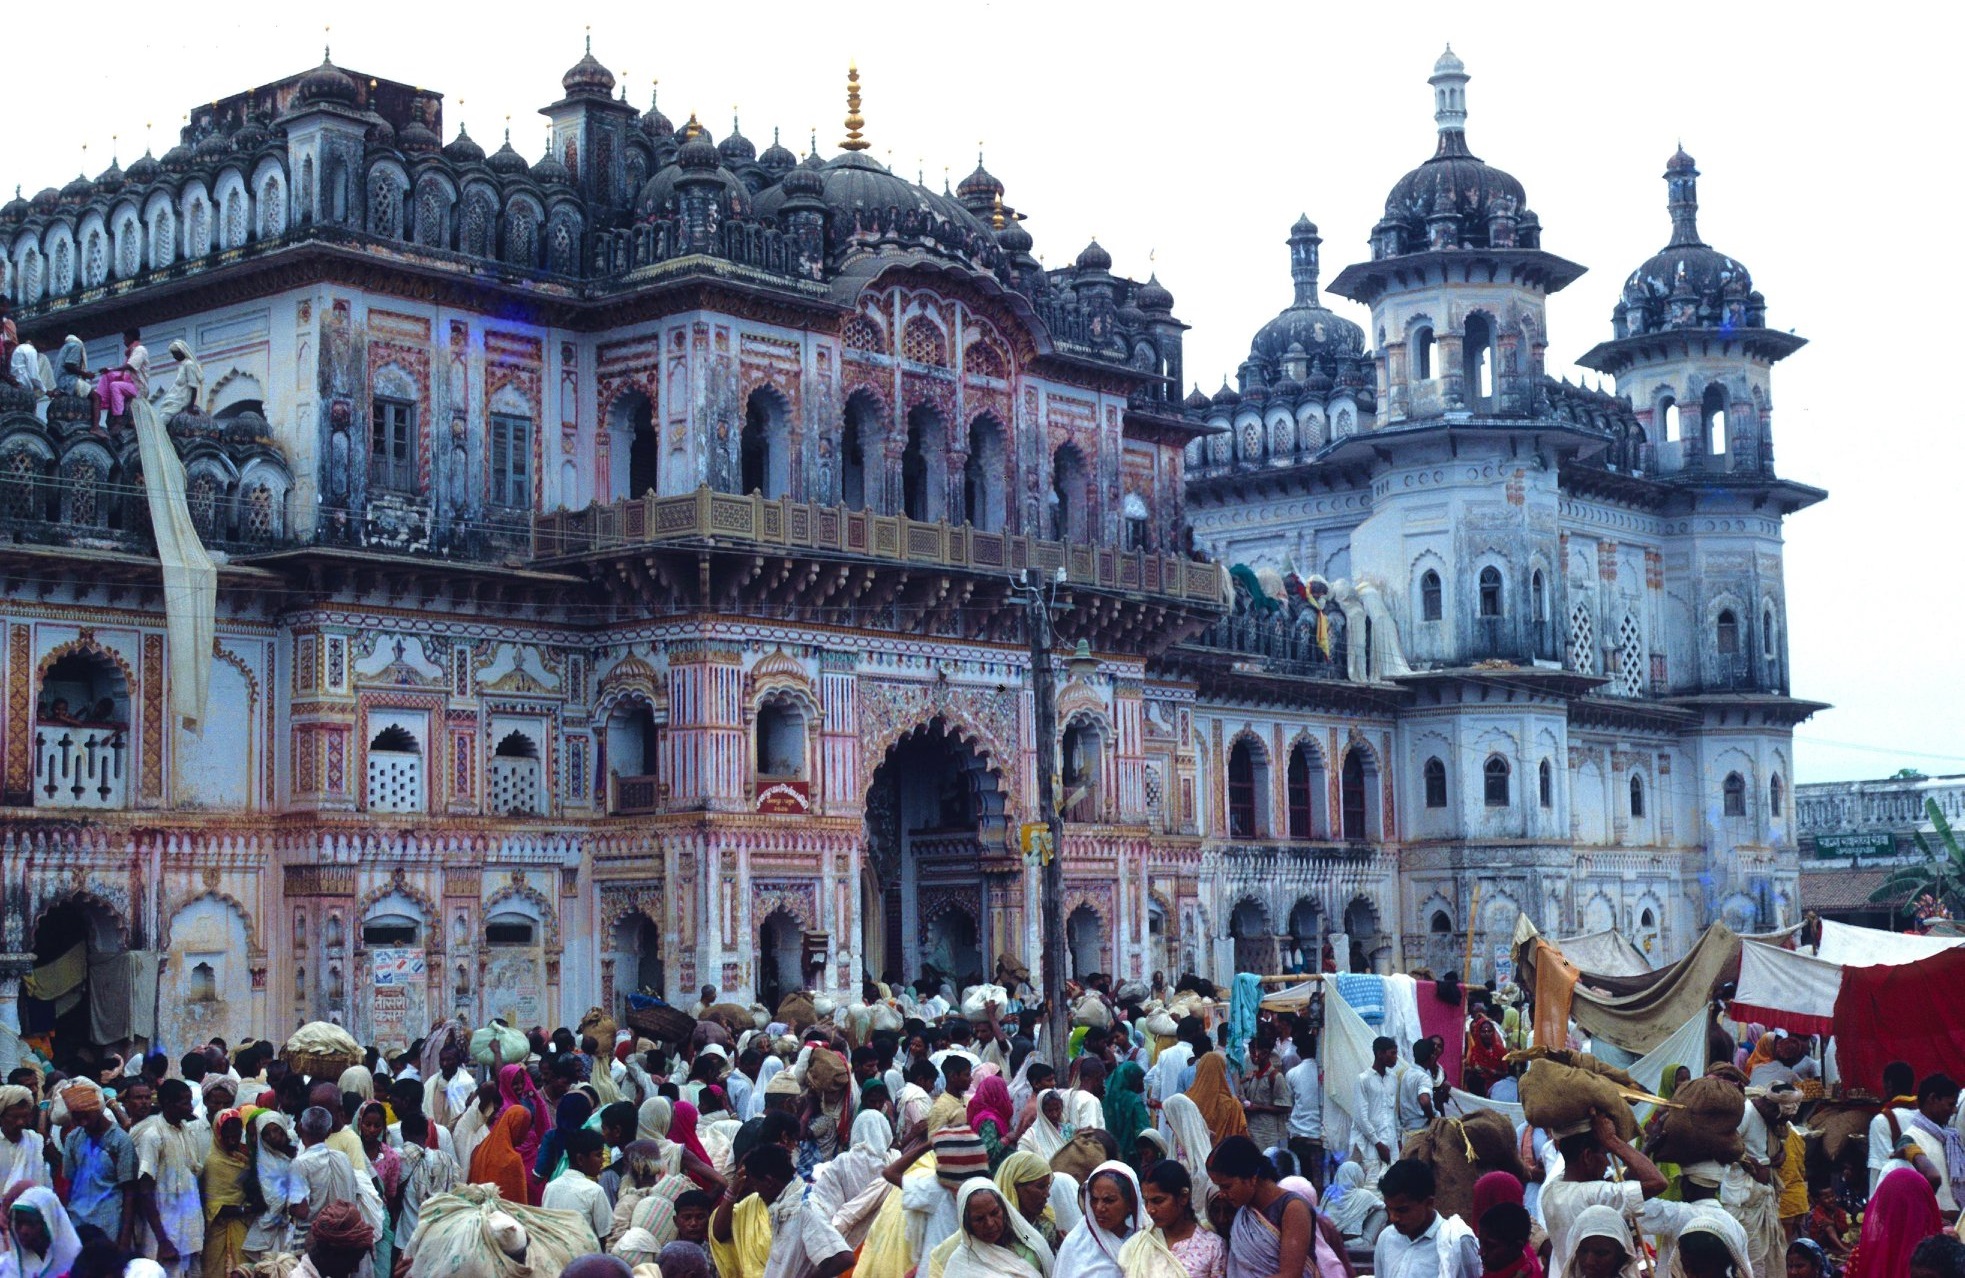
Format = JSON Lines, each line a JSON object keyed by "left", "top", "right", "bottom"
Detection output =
{"left": 862, "top": 716, "right": 1009, "bottom": 990}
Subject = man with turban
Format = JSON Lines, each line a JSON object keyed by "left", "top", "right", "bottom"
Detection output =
{"left": 298, "top": 1202, "right": 375, "bottom": 1278}
{"left": 61, "top": 1081, "right": 138, "bottom": 1248}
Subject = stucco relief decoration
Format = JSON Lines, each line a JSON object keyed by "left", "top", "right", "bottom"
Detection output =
{"left": 856, "top": 680, "right": 1019, "bottom": 815}
{"left": 484, "top": 878, "right": 560, "bottom": 949}
{"left": 753, "top": 882, "right": 819, "bottom": 932}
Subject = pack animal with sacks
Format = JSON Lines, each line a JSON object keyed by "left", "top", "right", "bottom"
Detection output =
{"left": 1401, "top": 1109, "right": 1529, "bottom": 1226}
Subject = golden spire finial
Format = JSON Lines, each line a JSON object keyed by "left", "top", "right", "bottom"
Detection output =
{"left": 682, "top": 112, "right": 702, "bottom": 141}
{"left": 840, "top": 63, "right": 868, "bottom": 152}
{"left": 991, "top": 192, "right": 1006, "bottom": 231}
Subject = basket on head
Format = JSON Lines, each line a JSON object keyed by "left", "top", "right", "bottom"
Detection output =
{"left": 281, "top": 1021, "right": 362, "bottom": 1079}
{"left": 624, "top": 1000, "right": 695, "bottom": 1045}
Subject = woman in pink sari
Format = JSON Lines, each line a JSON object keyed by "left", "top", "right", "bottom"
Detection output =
{"left": 1280, "top": 1176, "right": 1356, "bottom": 1278}
{"left": 495, "top": 1062, "right": 550, "bottom": 1193}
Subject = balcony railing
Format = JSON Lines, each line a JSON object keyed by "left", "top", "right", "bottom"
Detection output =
{"left": 610, "top": 774, "right": 660, "bottom": 816}
{"left": 533, "top": 487, "right": 1227, "bottom": 605}
{"left": 1190, "top": 613, "right": 1353, "bottom": 680}
{"left": 34, "top": 722, "right": 127, "bottom": 809}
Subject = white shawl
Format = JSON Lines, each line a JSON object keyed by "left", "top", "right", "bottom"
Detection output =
{"left": 1051, "top": 1161, "right": 1141, "bottom": 1278}
{"left": 939, "top": 1178, "right": 1054, "bottom": 1278}
{"left": 1020, "top": 1091, "right": 1068, "bottom": 1163}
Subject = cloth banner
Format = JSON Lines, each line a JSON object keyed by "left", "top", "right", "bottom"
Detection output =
{"left": 23, "top": 943, "right": 87, "bottom": 1002}
{"left": 1731, "top": 941, "right": 1840, "bottom": 1036}
{"left": 1555, "top": 930, "right": 1653, "bottom": 978}
{"left": 1814, "top": 919, "right": 1964, "bottom": 968}
{"left": 1415, "top": 981, "right": 1466, "bottom": 1088}
{"left": 1833, "top": 945, "right": 1965, "bottom": 1097}
{"left": 1318, "top": 974, "right": 1378, "bottom": 1160}
{"left": 1533, "top": 943, "right": 1580, "bottom": 1050}
{"left": 130, "top": 397, "right": 215, "bottom": 729}
{"left": 1555, "top": 924, "right": 1741, "bottom": 1056}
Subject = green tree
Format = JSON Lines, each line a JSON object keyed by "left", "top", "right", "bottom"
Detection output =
{"left": 1868, "top": 797, "right": 1965, "bottom": 919}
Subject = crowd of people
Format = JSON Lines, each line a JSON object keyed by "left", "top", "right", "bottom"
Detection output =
{"left": 1, "top": 966, "right": 1963, "bottom": 1278}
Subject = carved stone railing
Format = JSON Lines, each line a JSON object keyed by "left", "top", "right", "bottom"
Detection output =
{"left": 610, "top": 774, "right": 660, "bottom": 817}
{"left": 1190, "top": 613, "right": 1353, "bottom": 680}
{"left": 534, "top": 486, "right": 1227, "bottom": 605}
{"left": 33, "top": 722, "right": 128, "bottom": 809}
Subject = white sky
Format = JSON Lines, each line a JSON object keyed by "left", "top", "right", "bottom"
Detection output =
{"left": 4, "top": 1, "right": 1954, "bottom": 784}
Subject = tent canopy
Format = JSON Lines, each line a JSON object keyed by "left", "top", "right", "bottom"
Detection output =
{"left": 1731, "top": 940, "right": 1839, "bottom": 1036}
{"left": 1555, "top": 929, "right": 1653, "bottom": 978}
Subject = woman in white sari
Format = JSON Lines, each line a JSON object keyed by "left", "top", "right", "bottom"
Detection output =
{"left": 1321, "top": 1160, "right": 1384, "bottom": 1246}
{"left": 1019, "top": 1091, "right": 1070, "bottom": 1162}
{"left": 928, "top": 1178, "right": 1053, "bottom": 1278}
{"left": 1160, "top": 1094, "right": 1215, "bottom": 1210}
{"left": 813, "top": 1110, "right": 895, "bottom": 1247}
{"left": 1053, "top": 1161, "right": 1142, "bottom": 1278}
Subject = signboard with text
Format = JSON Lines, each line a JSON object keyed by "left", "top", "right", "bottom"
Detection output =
{"left": 371, "top": 948, "right": 426, "bottom": 988}
{"left": 756, "top": 781, "right": 811, "bottom": 814}
{"left": 1811, "top": 832, "right": 1898, "bottom": 859}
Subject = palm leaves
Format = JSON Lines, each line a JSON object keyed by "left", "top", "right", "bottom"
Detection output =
{"left": 1867, "top": 797, "right": 1965, "bottom": 919}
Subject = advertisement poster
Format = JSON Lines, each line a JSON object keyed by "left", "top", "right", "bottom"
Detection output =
{"left": 371, "top": 949, "right": 426, "bottom": 988}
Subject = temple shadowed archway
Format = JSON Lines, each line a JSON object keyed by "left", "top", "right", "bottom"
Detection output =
{"left": 862, "top": 717, "right": 1007, "bottom": 990}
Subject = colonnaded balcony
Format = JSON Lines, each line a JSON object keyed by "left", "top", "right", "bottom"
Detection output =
{"left": 532, "top": 487, "right": 1228, "bottom": 653}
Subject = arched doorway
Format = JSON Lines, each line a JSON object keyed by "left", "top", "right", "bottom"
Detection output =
{"left": 757, "top": 909, "right": 803, "bottom": 1011}
{"left": 608, "top": 391, "right": 657, "bottom": 500}
{"left": 1344, "top": 897, "right": 1382, "bottom": 974}
{"left": 925, "top": 906, "right": 982, "bottom": 988}
{"left": 1068, "top": 905, "right": 1103, "bottom": 978}
{"left": 1287, "top": 898, "right": 1324, "bottom": 973}
{"left": 1230, "top": 898, "right": 1275, "bottom": 976}
{"left": 862, "top": 718, "right": 1005, "bottom": 987}
{"left": 21, "top": 898, "right": 125, "bottom": 1065}
{"left": 611, "top": 914, "right": 665, "bottom": 1007}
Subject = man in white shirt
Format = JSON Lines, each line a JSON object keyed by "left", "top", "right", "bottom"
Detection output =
{"left": 1285, "top": 1038, "right": 1325, "bottom": 1191}
{"left": 1354, "top": 1036, "right": 1402, "bottom": 1185}
{"left": 541, "top": 1130, "right": 614, "bottom": 1246}
{"left": 1374, "top": 1158, "right": 1481, "bottom": 1278}
{"left": 1397, "top": 1038, "right": 1442, "bottom": 1141}
{"left": 291, "top": 1106, "right": 379, "bottom": 1249}
{"left": 437, "top": 1046, "right": 477, "bottom": 1128}
{"left": 1900, "top": 1073, "right": 1962, "bottom": 1215}
{"left": 1541, "top": 1111, "right": 1667, "bottom": 1277}
{"left": 1867, "top": 1061, "right": 1920, "bottom": 1195}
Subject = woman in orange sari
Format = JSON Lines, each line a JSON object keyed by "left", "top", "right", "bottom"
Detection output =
{"left": 1185, "top": 1052, "right": 1249, "bottom": 1144}
{"left": 470, "top": 1105, "right": 537, "bottom": 1205}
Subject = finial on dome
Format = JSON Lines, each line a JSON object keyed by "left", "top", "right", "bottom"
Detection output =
{"left": 841, "top": 63, "right": 868, "bottom": 152}
{"left": 1664, "top": 143, "right": 1703, "bottom": 248}
{"left": 991, "top": 193, "right": 1006, "bottom": 231}
{"left": 1428, "top": 43, "right": 1471, "bottom": 156}
{"left": 584, "top": 26, "right": 591, "bottom": 55}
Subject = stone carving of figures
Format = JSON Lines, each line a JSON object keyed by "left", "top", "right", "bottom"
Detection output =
{"left": 155, "top": 341, "right": 203, "bottom": 418}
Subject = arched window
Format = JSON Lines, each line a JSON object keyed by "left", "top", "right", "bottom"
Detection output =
{"left": 1412, "top": 326, "right": 1434, "bottom": 380}
{"left": 1478, "top": 566, "right": 1504, "bottom": 618}
{"left": 755, "top": 702, "right": 806, "bottom": 780}
{"left": 1429, "top": 910, "right": 1453, "bottom": 934}
{"left": 902, "top": 405, "right": 945, "bottom": 521}
{"left": 1538, "top": 758, "right": 1553, "bottom": 808}
{"left": 740, "top": 389, "right": 791, "bottom": 499}
{"left": 1629, "top": 773, "right": 1646, "bottom": 818}
{"left": 366, "top": 722, "right": 424, "bottom": 813}
{"left": 606, "top": 701, "right": 659, "bottom": 815}
{"left": 1341, "top": 748, "right": 1372, "bottom": 841}
{"left": 1423, "top": 757, "right": 1448, "bottom": 809}
{"left": 1769, "top": 774, "right": 1784, "bottom": 818}
{"left": 840, "top": 392, "right": 881, "bottom": 512}
{"left": 1287, "top": 742, "right": 1324, "bottom": 839}
{"left": 613, "top": 391, "right": 657, "bottom": 500}
{"left": 1716, "top": 609, "right": 1739, "bottom": 656}
{"left": 1483, "top": 755, "right": 1510, "bottom": 807}
{"left": 962, "top": 416, "right": 1006, "bottom": 532}
{"left": 1464, "top": 314, "right": 1496, "bottom": 408}
{"left": 1061, "top": 720, "right": 1103, "bottom": 823}
{"left": 1722, "top": 771, "right": 1746, "bottom": 817}
{"left": 1660, "top": 396, "right": 1680, "bottom": 443}
{"left": 1420, "top": 571, "right": 1443, "bottom": 622}
{"left": 1530, "top": 570, "right": 1547, "bottom": 623}
{"left": 485, "top": 913, "right": 537, "bottom": 946}
{"left": 1052, "top": 444, "right": 1088, "bottom": 542}
{"left": 1121, "top": 492, "right": 1150, "bottom": 553}
{"left": 1702, "top": 384, "right": 1729, "bottom": 455}
{"left": 1227, "top": 738, "right": 1265, "bottom": 839}
{"left": 488, "top": 729, "right": 542, "bottom": 816}
{"left": 188, "top": 962, "right": 217, "bottom": 1002}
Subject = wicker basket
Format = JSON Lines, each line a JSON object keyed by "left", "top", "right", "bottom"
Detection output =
{"left": 281, "top": 1021, "right": 362, "bottom": 1078}
{"left": 625, "top": 1002, "right": 695, "bottom": 1044}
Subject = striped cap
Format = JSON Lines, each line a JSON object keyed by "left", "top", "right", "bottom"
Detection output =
{"left": 932, "top": 1124, "right": 990, "bottom": 1190}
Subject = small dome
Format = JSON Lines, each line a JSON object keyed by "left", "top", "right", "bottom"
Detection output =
{"left": 1076, "top": 238, "right": 1112, "bottom": 272}
{"left": 1666, "top": 144, "right": 1697, "bottom": 175}
{"left": 1615, "top": 148, "right": 1760, "bottom": 335}
{"left": 488, "top": 132, "right": 530, "bottom": 176}
{"left": 531, "top": 148, "right": 571, "bottom": 186}
{"left": 781, "top": 163, "right": 824, "bottom": 198}
{"left": 398, "top": 116, "right": 440, "bottom": 154}
{"left": 640, "top": 91, "right": 673, "bottom": 140}
{"left": 31, "top": 187, "right": 60, "bottom": 215}
{"left": 1211, "top": 380, "right": 1241, "bottom": 407}
{"left": 194, "top": 128, "right": 232, "bottom": 161}
{"left": 1183, "top": 386, "right": 1211, "bottom": 411}
{"left": 1433, "top": 44, "right": 1465, "bottom": 76}
{"left": 1135, "top": 273, "right": 1174, "bottom": 312}
{"left": 1378, "top": 48, "right": 1535, "bottom": 256}
{"left": 996, "top": 218, "right": 1033, "bottom": 254}
{"left": 1, "top": 187, "right": 29, "bottom": 222}
{"left": 443, "top": 125, "right": 486, "bottom": 166}
{"left": 1305, "top": 360, "right": 1335, "bottom": 395}
{"left": 234, "top": 116, "right": 272, "bottom": 152}
{"left": 126, "top": 151, "right": 161, "bottom": 183}
{"left": 59, "top": 173, "right": 93, "bottom": 205}
{"left": 759, "top": 128, "right": 796, "bottom": 175}
{"left": 957, "top": 155, "right": 1003, "bottom": 202}
{"left": 562, "top": 42, "right": 616, "bottom": 97}
{"left": 368, "top": 116, "right": 398, "bottom": 149}
{"left": 296, "top": 52, "right": 359, "bottom": 106}
{"left": 717, "top": 118, "right": 755, "bottom": 166}
{"left": 94, "top": 159, "right": 126, "bottom": 194}
{"left": 161, "top": 133, "right": 196, "bottom": 172}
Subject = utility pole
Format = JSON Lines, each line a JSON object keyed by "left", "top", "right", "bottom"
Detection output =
{"left": 1019, "top": 571, "right": 1070, "bottom": 1067}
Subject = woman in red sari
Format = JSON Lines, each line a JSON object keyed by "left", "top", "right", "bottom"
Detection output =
{"left": 1465, "top": 1007, "right": 1510, "bottom": 1098}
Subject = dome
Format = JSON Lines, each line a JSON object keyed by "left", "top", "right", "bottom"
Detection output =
{"left": 368, "top": 116, "right": 397, "bottom": 150}
{"left": 1210, "top": 380, "right": 1241, "bottom": 408}
{"left": 94, "top": 159, "right": 126, "bottom": 194}
{"left": 995, "top": 217, "right": 1033, "bottom": 255}
{"left": 59, "top": 173, "right": 93, "bottom": 205}
{"left": 1183, "top": 386, "right": 1211, "bottom": 411}
{"left": 161, "top": 132, "right": 196, "bottom": 172}
{"left": 956, "top": 153, "right": 1003, "bottom": 203}
{"left": 398, "top": 115, "right": 440, "bottom": 154}
{"left": 443, "top": 125, "right": 486, "bottom": 166}
{"left": 1246, "top": 215, "right": 1365, "bottom": 376}
{"left": 634, "top": 117, "right": 752, "bottom": 219}
{"left": 759, "top": 128, "right": 796, "bottom": 175}
{"left": 488, "top": 132, "right": 531, "bottom": 176}
{"left": 126, "top": 151, "right": 161, "bottom": 184}
{"left": 814, "top": 150, "right": 997, "bottom": 255}
{"left": 640, "top": 91, "right": 673, "bottom": 140}
{"left": 234, "top": 116, "right": 271, "bottom": 152}
{"left": 532, "top": 148, "right": 571, "bottom": 186}
{"left": 31, "top": 187, "right": 60, "bottom": 215}
{"left": 562, "top": 41, "right": 616, "bottom": 97}
{"left": 1135, "top": 273, "right": 1174, "bottom": 312}
{"left": 716, "top": 117, "right": 755, "bottom": 166}
{"left": 1, "top": 187, "right": 29, "bottom": 222}
{"left": 296, "top": 52, "right": 359, "bottom": 106}
{"left": 1378, "top": 48, "right": 1536, "bottom": 255}
{"left": 1615, "top": 147, "right": 1760, "bottom": 335}
{"left": 1075, "top": 239, "right": 1112, "bottom": 272}
{"left": 194, "top": 128, "right": 232, "bottom": 161}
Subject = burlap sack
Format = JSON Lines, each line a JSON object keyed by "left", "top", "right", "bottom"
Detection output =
{"left": 777, "top": 992, "right": 818, "bottom": 1031}
{"left": 700, "top": 1003, "right": 755, "bottom": 1037}
{"left": 403, "top": 1183, "right": 597, "bottom": 1278}
{"left": 1518, "top": 1057, "right": 1638, "bottom": 1140}
{"left": 1049, "top": 1131, "right": 1113, "bottom": 1183}
{"left": 1652, "top": 1076, "right": 1747, "bottom": 1164}
{"left": 1402, "top": 1109, "right": 1529, "bottom": 1226}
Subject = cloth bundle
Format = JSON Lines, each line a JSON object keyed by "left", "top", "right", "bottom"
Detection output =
{"left": 1049, "top": 1132, "right": 1112, "bottom": 1183}
{"left": 1071, "top": 994, "right": 1112, "bottom": 1029}
{"left": 402, "top": 1184, "right": 597, "bottom": 1278}
{"left": 577, "top": 1008, "right": 618, "bottom": 1047}
{"left": 1651, "top": 1077, "right": 1747, "bottom": 1164}
{"left": 960, "top": 984, "right": 1009, "bottom": 1022}
{"left": 775, "top": 993, "right": 819, "bottom": 1031}
{"left": 698, "top": 1004, "right": 755, "bottom": 1037}
{"left": 470, "top": 1023, "right": 531, "bottom": 1067}
{"left": 1517, "top": 1053, "right": 1639, "bottom": 1140}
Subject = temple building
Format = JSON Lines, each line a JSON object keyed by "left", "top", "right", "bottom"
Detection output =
{"left": 0, "top": 43, "right": 1822, "bottom": 1051}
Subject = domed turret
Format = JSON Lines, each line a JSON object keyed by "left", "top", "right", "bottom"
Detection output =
{"left": 956, "top": 150, "right": 1003, "bottom": 211}
{"left": 717, "top": 114, "right": 755, "bottom": 166}
{"left": 1613, "top": 147, "right": 1761, "bottom": 336}
{"left": 1183, "top": 385, "right": 1212, "bottom": 412}
{"left": 639, "top": 87, "right": 673, "bottom": 140}
{"left": 161, "top": 130, "right": 196, "bottom": 172}
{"left": 1, "top": 187, "right": 29, "bottom": 223}
{"left": 1076, "top": 239, "right": 1112, "bottom": 273}
{"left": 759, "top": 127, "right": 796, "bottom": 176}
{"left": 1245, "top": 215, "right": 1365, "bottom": 382}
{"left": 296, "top": 50, "right": 359, "bottom": 106}
{"left": 126, "top": 151, "right": 161, "bottom": 184}
{"left": 561, "top": 37, "right": 616, "bottom": 98}
{"left": 443, "top": 124, "right": 486, "bottom": 166}
{"left": 30, "top": 187, "right": 60, "bottom": 215}
{"left": 532, "top": 145, "right": 571, "bottom": 187}
{"left": 59, "top": 173, "right": 93, "bottom": 206}
{"left": 94, "top": 158, "right": 126, "bottom": 195}
{"left": 234, "top": 115, "right": 272, "bottom": 152}
{"left": 488, "top": 130, "right": 531, "bottom": 176}
{"left": 1377, "top": 47, "right": 1536, "bottom": 256}
{"left": 194, "top": 127, "right": 232, "bottom": 161}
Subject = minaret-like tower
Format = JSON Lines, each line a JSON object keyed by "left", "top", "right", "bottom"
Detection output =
{"left": 540, "top": 37, "right": 640, "bottom": 212}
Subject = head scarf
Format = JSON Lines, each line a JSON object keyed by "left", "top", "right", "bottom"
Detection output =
{"left": 1472, "top": 1170, "right": 1525, "bottom": 1219}
{"left": 1007, "top": 1051, "right": 1040, "bottom": 1118}
{"left": 336, "top": 1065, "right": 375, "bottom": 1101}
{"left": 968, "top": 1074, "right": 1015, "bottom": 1137}
{"left": 1053, "top": 1160, "right": 1141, "bottom": 1278}
{"left": 1665, "top": 1207, "right": 1754, "bottom": 1278}
{"left": 1160, "top": 1094, "right": 1214, "bottom": 1198}
{"left": 1854, "top": 1167, "right": 1944, "bottom": 1278}
{"left": 470, "top": 1104, "right": 536, "bottom": 1205}
{"left": 619, "top": 1176, "right": 690, "bottom": 1257}
{"left": 309, "top": 1200, "right": 376, "bottom": 1253}
{"left": 653, "top": 1241, "right": 711, "bottom": 1278}
{"left": 994, "top": 1151, "right": 1055, "bottom": 1227}
{"left": 1569, "top": 1205, "right": 1639, "bottom": 1278}
{"left": 668, "top": 1100, "right": 712, "bottom": 1167}
{"left": 941, "top": 1178, "right": 1053, "bottom": 1278}
{"left": 1323, "top": 1160, "right": 1382, "bottom": 1240}
{"left": 1184, "top": 1053, "right": 1247, "bottom": 1143}
{"left": 0, "top": 1085, "right": 31, "bottom": 1115}
{"left": 638, "top": 1095, "right": 672, "bottom": 1142}
{"left": 1100, "top": 1063, "right": 1151, "bottom": 1165}
{"left": 6, "top": 1187, "right": 82, "bottom": 1278}
{"left": 1021, "top": 1090, "right": 1069, "bottom": 1162}
{"left": 1657, "top": 1064, "right": 1689, "bottom": 1103}
{"left": 745, "top": 1056, "right": 784, "bottom": 1120}
{"left": 1787, "top": 1238, "right": 1833, "bottom": 1278}
{"left": 535, "top": 1091, "right": 594, "bottom": 1182}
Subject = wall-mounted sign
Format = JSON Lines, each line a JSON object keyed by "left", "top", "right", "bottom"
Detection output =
{"left": 756, "top": 781, "right": 811, "bottom": 814}
{"left": 1811, "top": 832, "right": 1898, "bottom": 859}
{"left": 371, "top": 949, "right": 426, "bottom": 988}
